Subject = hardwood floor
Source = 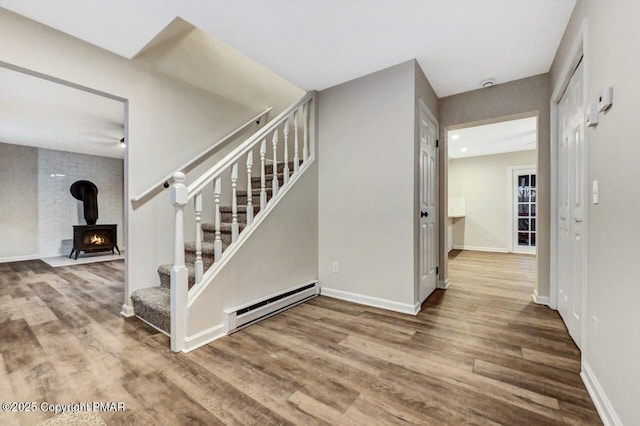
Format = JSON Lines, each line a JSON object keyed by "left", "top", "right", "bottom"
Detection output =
{"left": 0, "top": 253, "right": 601, "bottom": 425}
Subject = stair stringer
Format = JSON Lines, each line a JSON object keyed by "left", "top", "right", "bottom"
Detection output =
{"left": 183, "top": 157, "right": 318, "bottom": 351}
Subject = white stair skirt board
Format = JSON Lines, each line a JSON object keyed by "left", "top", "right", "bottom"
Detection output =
{"left": 452, "top": 245, "right": 509, "bottom": 253}
{"left": 438, "top": 279, "right": 450, "bottom": 289}
{"left": 224, "top": 281, "right": 320, "bottom": 334}
{"left": 581, "top": 362, "right": 622, "bottom": 426}
{"left": 0, "top": 254, "right": 40, "bottom": 263}
{"left": 320, "top": 287, "right": 421, "bottom": 316}
{"left": 183, "top": 324, "right": 226, "bottom": 353}
{"left": 42, "top": 252, "right": 124, "bottom": 267}
{"left": 531, "top": 289, "right": 550, "bottom": 306}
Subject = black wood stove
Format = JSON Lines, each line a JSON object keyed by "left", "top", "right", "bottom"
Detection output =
{"left": 69, "top": 180, "right": 120, "bottom": 259}
{"left": 70, "top": 224, "right": 120, "bottom": 259}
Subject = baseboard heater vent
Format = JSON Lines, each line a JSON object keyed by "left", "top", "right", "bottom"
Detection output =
{"left": 224, "top": 281, "right": 319, "bottom": 334}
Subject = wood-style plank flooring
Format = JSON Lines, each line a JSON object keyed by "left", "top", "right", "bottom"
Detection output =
{"left": 0, "top": 253, "right": 601, "bottom": 425}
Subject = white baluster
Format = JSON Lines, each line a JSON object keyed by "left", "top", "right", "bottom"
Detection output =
{"left": 260, "top": 139, "right": 267, "bottom": 211}
{"left": 194, "top": 192, "right": 203, "bottom": 284}
{"left": 283, "top": 118, "right": 290, "bottom": 185}
{"left": 213, "top": 177, "right": 222, "bottom": 262}
{"left": 231, "top": 163, "right": 239, "bottom": 242}
{"left": 293, "top": 110, "right": 300, "bottom": 173}
{"left": 272, "top": 129, "right": 279, "bottom": 196}
{"left": 170, "top": 172, "right": 188, "bottom": 353}
{"left": 246, "top": 151, "right": 254, "bottom": 226}
{"left": 303, "top": 102, "right": 309, "bottom": 162}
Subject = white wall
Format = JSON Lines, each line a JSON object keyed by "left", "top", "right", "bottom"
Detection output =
{"left": 0, "top": 8, "right": 303, "bottom": 311}
{"left": 449, "top": 150, "right": 537, "bottom": 252}
{"left": 550, "top": 1, "right": 640, "bottom": 424}
{"left": 318, "top": 61, "right": 418, "bottom": 310}
{"left": 188, "top": 159, "right": 318, "bottom": 337}
{"left": 0, "top": 142, "right": 38, "bottom": 260}
{"left": 37, "top": 148, "right": 123, "bottom": 257}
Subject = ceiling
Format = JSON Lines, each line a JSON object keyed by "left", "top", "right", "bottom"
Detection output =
{"left": 448, "top": 117, "right": 536, "bottom": 159}
{"left": 0, "top": 0, "right": 576, "bottom": 97}
{"left": 0, "top": 67, "right": 125, "bottom": 159}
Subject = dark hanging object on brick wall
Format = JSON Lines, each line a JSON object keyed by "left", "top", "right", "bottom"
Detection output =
{"left": 70, "top": 180, "right": 99, "bottom": 225}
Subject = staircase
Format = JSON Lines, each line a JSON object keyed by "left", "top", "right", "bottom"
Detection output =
{"left": 127, "top": 91, "right": 316, "bottom": 352}
{"left": 130, "top": 162, "right": 291, "bottom": 334}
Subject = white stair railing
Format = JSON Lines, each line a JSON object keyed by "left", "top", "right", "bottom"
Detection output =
{"left": 169, "top": 92, "right": 316, "bottom": 352}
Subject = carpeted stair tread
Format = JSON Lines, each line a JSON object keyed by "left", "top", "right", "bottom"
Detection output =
{"left": 202, "top": 222, "right": 247, "bottom": 233}
{"left": 236, "top": 188, "right": 273, "bottom": 196}
{"left": 157, "top": 264, "right": 196, "bottom": 289}
{"left": 265, "top": 160, "right": 300, "bottom": 174}
{"left": 219, "top": 205, "right": 264, "bottom": 214}
{"left": 185, "top": 241, "right": 215, "bottom": 253}
{"left": 131, "top": 286, "right": 170, "bottom": 333}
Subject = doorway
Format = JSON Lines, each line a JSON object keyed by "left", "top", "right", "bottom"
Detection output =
{"left": 0, "top": 61, "right": 129, "bottom": 310}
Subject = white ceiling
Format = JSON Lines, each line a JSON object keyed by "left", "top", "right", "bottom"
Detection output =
{"left": 0, "top": 0, "right": 576, "bottom": 97}
{"left": 448, "top": 117, "right": 536, "bottom": 159}
{"left": 0, "top": 67, "right": 125, "bottom": 158}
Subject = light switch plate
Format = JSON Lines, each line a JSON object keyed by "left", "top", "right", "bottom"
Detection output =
{"left": 592, "top": 180, "right": 599, "bottom": 204}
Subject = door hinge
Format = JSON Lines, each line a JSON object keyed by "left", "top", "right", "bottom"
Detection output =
{"left": 436, "top": 139, "right": 439, "bottom": 148}
{"left": 436, "top": 266, "right": 439, "bottom": 275}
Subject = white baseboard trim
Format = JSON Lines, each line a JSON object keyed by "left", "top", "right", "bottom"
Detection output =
{"left": 437, "top": 279, "right": 450, "bottom": 289}
{"left": 120, "top": 304, "right": 135, "bottom": 317}
{"left": 452, "top": 245, "right": 508, "bottom": 253}
{"left": 135, "top": 315, "right": 170, "bottom": 337}
{"left": 183, "top": 324, "right": 226, "bottom": 353}
{"left": 320, "top": 287, "right": 419, "bottom": 315}
{"left": 531, "top": 289, "right": 550, "bottom": 306}
{"left": 0, "top": 254, "right": 40, "bottom": 264}
{"left": 581, "top": 362, "right": 622, "bottom": 426}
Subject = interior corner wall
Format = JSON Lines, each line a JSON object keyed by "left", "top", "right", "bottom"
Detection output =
{"left": 318, "top": 61, "right": 416, "bottom": 310}
{"left": 550, "top": 1, "right": 640, "bottom": 423}
{"left": 438, "top": 74, "right": 551, "bottom": 298}
{"left": 0, "top": 142, "right": 38, "bottom": 260}
{"left": 37, "top": 148, "right": 124, "bottom": 258}
{"left": 448, "top": 150, "right": 537, "bottom": 251}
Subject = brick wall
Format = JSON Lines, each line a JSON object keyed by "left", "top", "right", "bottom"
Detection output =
{"left": 38, "top": 148, "right": 123, "bottom": 257}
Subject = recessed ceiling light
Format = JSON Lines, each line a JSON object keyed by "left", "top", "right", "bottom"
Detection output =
{"left": 451, "top": 134, "right": 460, "bottom": 140}
{"left": 460, "top": 148, "right": 468, "bottom": 152}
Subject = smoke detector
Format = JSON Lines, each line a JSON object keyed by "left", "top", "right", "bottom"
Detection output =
{"left": 481, "top": 78, "right": 496, "bottom": 88}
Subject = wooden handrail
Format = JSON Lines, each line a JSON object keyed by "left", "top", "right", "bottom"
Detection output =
{"left": 187, "top": 92, "right": 315, "bottom": 198}
{"left": 130, "top": 107, "right": 272, "bottom": 203}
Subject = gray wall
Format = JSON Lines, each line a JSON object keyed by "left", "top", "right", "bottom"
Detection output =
{"left": 449, "top": 150, "right": 538, "bottom": 251}
{"left": 318, "top": 61, "right": 417, "bottom": 308}
{"left": 438, "top": 74, "right": 551, "bottom": 296}
{"left": 550, "top": 1, "right": 640, "bottom": 423}
{"left": 0, "top": 142, "right": 38, "bottom": 260}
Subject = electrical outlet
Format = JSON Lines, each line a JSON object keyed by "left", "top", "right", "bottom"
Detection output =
{"left": 332, "top": 262, "right": 340, "bottom": 273}
{"left": 592, "top": 316, "right": 599, "bottom": 337}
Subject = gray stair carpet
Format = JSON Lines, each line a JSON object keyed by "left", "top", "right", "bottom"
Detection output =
{"left": 131, "top": 168, "right": 287, "bottom": 334}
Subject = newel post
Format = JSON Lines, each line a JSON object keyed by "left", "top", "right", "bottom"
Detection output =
{"left": 170, "top": 172, "right": 188, "bottom": 353}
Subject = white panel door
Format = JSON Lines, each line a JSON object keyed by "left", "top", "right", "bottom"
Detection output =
{"left": 419, "top": 105, "right": 438, "bottom": 303}
{"left": 557, "top": 60, "right": 585, "bottom": 349}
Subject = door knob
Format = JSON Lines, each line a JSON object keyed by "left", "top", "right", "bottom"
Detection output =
{"left": 421, "top": 211, "right": 429, "bottom": 218}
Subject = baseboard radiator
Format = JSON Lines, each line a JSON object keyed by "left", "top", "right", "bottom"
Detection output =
{"left": 224, "top": 281, "right": 319, "bottom": 334}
